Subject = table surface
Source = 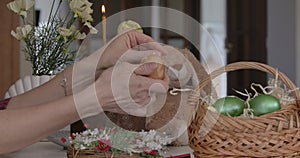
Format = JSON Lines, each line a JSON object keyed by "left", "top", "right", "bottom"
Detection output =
{"left": 1, "top": 141, "right": 194, "bottom": 158}
{"left": 1, "top": 141, "right": 66, "bottom": 158}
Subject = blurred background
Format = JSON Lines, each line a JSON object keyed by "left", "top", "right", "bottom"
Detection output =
{"left": 0, "top": 0, "right": 299, "bottom": 98}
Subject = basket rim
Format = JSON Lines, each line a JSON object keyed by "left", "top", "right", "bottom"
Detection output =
{"left": 190, "top": 61, "right": 300, "bottom": 107}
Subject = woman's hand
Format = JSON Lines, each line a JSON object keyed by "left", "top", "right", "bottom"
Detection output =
{"left": 71, "top": 31, "right": 167, "bottom": 95}
{"left": 74, "top": 61, "right": 169, "bottom": 118}
{"left": 100, "top": 61, "right": 169, "bottom": 116}
{"left": 97, "top": 30, "right": 167, "bottom": 72}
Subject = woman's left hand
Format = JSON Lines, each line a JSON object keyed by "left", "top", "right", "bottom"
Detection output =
{"left": 71, "top": 31, "right": 167, "bottom": 94}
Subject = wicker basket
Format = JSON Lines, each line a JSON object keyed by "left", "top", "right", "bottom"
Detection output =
{"left": 67, "top": 146, "right": 142, "bottom": 158}
{"left": 188, "top": 61, "right": 300, "bottom": 157}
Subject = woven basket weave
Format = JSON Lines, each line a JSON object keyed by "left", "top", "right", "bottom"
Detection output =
{"left": 67, "top": 146, "right": 142, "bottom": 158}
{"left": 188, "top": 61, "right": 300, "bottom": 157}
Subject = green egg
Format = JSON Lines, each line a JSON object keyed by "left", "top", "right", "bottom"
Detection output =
{"left": 213, "top": 96, "right": 246, "bottom": 117}
{"left": 249, "top": 94, "right": 281, "bottom": 116}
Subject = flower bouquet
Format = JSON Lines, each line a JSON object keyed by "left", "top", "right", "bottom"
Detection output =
{"left": 64, "top": 127, "right": 173, "bottom": 158}
{"left": 7, "top": 0, "right": 97, "bottom": 75}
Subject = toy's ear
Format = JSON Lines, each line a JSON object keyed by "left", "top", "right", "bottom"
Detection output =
{"left": 179, "top": 48, "right": 213, "bottom": 95}
{"left": 146, "top": 48, "right": 212, "bottom": 146}
{"left": 162, "top": 46, "right": 194, "bottom": 88}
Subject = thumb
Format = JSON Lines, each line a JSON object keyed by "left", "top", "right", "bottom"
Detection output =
{"left": 134, "top": 63, "right": 158, "bottom": 76}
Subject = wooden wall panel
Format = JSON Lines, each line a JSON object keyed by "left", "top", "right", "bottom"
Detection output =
{"left": 226, "top": 0, "right": 267, "bottom": 95}
{"left": 0, "top": 0, "right": 20, "bottom": 98}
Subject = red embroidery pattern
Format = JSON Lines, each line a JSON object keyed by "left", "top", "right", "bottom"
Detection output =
{"left": 0, "top": 98, "right": 11, "bottom": 110}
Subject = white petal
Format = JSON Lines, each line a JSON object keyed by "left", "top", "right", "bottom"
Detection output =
{"left": 6, "top": 1, "right": 22, "bottom": 14}
{"left": 75, "top": 32, "right": 86, "bottom": 39}
{"left": 11, "top": 30, "right": 21, "bottom": 40}
{"left": 117, "top": 20, "right": 143, "bottom": 34}
{"left": 89, "top": 27, "right": 98, "bottom": 34}
{"left": 6, "top": 0, "right": 34, "bottom": 17}
{"left": 23, "top": 0, "right": 35, "bottom": 10}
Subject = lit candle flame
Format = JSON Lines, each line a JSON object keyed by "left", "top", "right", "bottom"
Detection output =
{"left": 101, "top": 4, "right": 106, "bottom": 45}
{"left": 101, "top": 5, "right": 105, "bottom": 14}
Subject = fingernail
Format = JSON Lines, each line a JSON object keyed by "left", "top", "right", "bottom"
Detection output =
{"left": 152, "top": 51, "right": 162, "bottom": 56}
{"left": 149, "top": 83, "right": 168, "bottom": 93}
{"left": 149, "top": 63, "right": 158, "bottom": 69}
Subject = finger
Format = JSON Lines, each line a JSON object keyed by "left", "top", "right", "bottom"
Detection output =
{"left": 126, "top": 31, "right": 168, "bottom": 55}
{"left": 105, "top": 107, "right": 127, "bottom": 115}
{"left": 115, "top": 99, "right": 149, "bottom": 117}
{"left": 131, "top": 90, "right": 148, "bottom": 104}
{"left": 145, "top": 93, "right": 165, "bottom": 117}
{"left": 120, "top": 50, "right": 162, "bottom": 64}
{"left": 134, "top": 63, "right": 158, "bottom": 76}
{"left": 126, "top": 107, "right": 147, "bottom": 117}
{"left": 127, "top": 31, "right": 155, "bottom": 46}
{"left": 134, "top": 94, "right": 151, "bottom": 107}
{"left": 136, "top": 42, "right": 168, "bottom": 56}
{"left": 135, "top": 75, "right": 169, "bottom": 93}
{"left": 149, "top": 82, "right": 169, "bottom": 94}
{"left": 134, "top": 63, "right": 170, "bottom": 83}
{"left": 162, "top": 73, "right": 170, "bottom": 83}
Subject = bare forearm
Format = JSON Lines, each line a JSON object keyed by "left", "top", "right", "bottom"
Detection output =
{"left": 7, "top": 64, "right": 89, "bottom": 109}
{"left": 0, "top": 96, "right": 79, "bottom": 154}
{"left": 7, "top": 66, "right": 73, "bottom": 108}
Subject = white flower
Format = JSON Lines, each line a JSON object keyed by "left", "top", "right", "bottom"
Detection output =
{"left": 117, "top": 20, "right": 143, "bottom": 34}
{"left": 69, "top": 0, "right": 93, "bottom": 22}
{"left": 146, "top": 142, "right": 161, "bottom": 150}
{"left": 90, "top": 128, "right": 99, "bottom": 136}
{"left": 84, "top": 22, "right": 98, "bottom": 34}
{"left": 80, "top": 9, "right": 93, "bottom": 23}
{"left": 7, "top": 0, "right": 34, "bottom": 18}
{"left": 82, "top": 130, "right": 90, "bottom": 136}
{"left": 58, "top": 25, "right": 86, "bottom": 40}
{"left": 69, "top": 0, "right": 98, "bottom": 34}
{"left": 80, "top": 144, "right": 87, "bottom": 150}
{"left": 11, "top": 25, "right": 32, "bottom": 40}
{"left": 69, "top": 128, "right": 172, "bottom": 154}
{"left": 75, "top": 32, "right": 86, "bottom": 39}
{"left": 58, "top": 27, "right": 74, "bottom": 37}
{"left": 83, "top": 137, "right": 94, "bottom": 146}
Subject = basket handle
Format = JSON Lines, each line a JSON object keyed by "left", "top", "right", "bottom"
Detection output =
{"left": 190, "top": 61, "right": 300, "bottom": 106}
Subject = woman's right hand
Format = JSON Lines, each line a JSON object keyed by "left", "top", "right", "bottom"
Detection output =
{"left": 74, "top": 61, "right": 169, "bottom": 118}
{"left": 99, "top": 61, "right": 169, "bottom": 116}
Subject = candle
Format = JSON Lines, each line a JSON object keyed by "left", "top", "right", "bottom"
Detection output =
{"left": 151, "top": 0, "right": 160, "bottom": 41}
{"left": 101, "top": 4, "right": 106, "bottom": 45}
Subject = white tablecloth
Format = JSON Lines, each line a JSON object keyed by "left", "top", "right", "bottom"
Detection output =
{"left": 1, "top": 142, "right": 194, "bottom": 158}
{"left": 1, "top": 142, "right": 66, "bottom": 158}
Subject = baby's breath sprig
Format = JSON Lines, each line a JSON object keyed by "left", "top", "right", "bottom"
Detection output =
{"left": 65, "top": 127, "right": 172, "bottom": 157}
